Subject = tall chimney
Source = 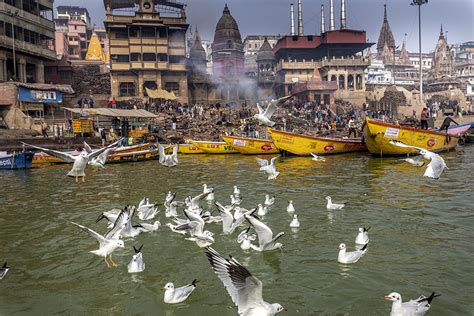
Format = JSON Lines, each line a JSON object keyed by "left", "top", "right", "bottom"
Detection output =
{"left": 329, "top": 0, "right": 335, "bottom": 31}
{"left": 321, "top": 4, "right": 325, "bottom": 34}
{"left": 340, "top": 0, "right": 346, "bottom": 29}
{"left": 290, "top": 3, "right": 295, "bottom": 36}
{"left": 297, "top": 0, "right": 303, "bottom": 36}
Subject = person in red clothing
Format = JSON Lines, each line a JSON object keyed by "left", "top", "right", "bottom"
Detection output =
{"left": 111, "top": 97, "right": 117, "bottom": 109}
{"left": 420, "top": 108, "right": 429, "bottom": 129}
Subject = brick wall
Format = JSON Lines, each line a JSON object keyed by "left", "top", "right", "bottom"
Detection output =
{"left": 0, "top": 83, "right": 18, "bottom": 106}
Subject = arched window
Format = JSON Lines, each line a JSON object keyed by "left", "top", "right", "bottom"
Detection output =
{"left": 265, "top": 64, "right": 270, "bottom": 71}
{"left": 259, "top": 64, "right": 264, "bottom": 72}
{"left": 331, "top": 75, "right": 337, "bottom": 82}
{"left": 338, "top": 75, "right": 345, "bottom": 89}
{"left": 227, "top": 40, "right": 232, "bottom": 49}
{"left": 348, "top": 75, "right": 354, "bottom": 90}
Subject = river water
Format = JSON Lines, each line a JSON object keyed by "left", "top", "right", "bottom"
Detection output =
{"left": 1, "top": 146, "right": 473, "bottom": 315}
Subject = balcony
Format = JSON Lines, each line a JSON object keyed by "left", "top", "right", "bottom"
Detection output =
{"left": 0, "top": 35, "right": 55, "bottom": 60}
{"left": 277, "top": 60, "right": 318, "bottom": 70}
{"left": 168, "top": 63, "right": 186, "bottom": 71}
{"left": 111, "top": 63, "right": 130, "bottom": 71}
{"left": 319, "top": 57, "right": 370, "bottom": 68}
{"left": 0, "top": 3, "right": 54, "bottom": 36}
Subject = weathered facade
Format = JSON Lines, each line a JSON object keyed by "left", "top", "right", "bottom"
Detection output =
{"left": 0, "top": 0, "right": 56, "bottom": 83}
{"left": 104, "top": 0, "right": 189, "bottom": 103}
{"left": 430, "top": 26, "right": 454, "bottom": 80}
{"left": 256, "top": 37, "right": 276, "bottom": 100}
{"left": 187, "top": 29, "right": 212, "bottom": 105}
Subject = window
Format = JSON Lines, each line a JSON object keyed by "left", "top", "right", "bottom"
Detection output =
{"left": 158, "top": 53, "right": 168, "bottom": 62}
{"left": 130, "top": 53, "right": 141, "bottom": 61}
{"left": 227, "top": 40, "right": 232, "bottom": 49}
{"left": 164, "top": 82, "right": 179, "bottom": 96}
{"left": 348, "top": 74, "right": 354, "bottom": 90}
{"left": 142, "top": 27, "right": 155, "bottom": 38}
{"left": 143, "top": 81, "right": 157, "bottom": 96}
{"left": 338, "top": 75, "right": 345, "bottom": 89}
{"left": 120, "top": 82, "right": 136, "bottom": 97}
{"left": 111, "top": 55, "right": 129, "bottom": 63}
{"left": 143, "top": 53, "right": 156, "bottom": 61}
{"left": 129, "top": 27, "right": 139, "bottom": 37}
{"left": 114, "top": 30, "right": 128, "bottom": 39}
{"left": 169, "top": 55, "right": 184, "bottom": 63}
{"left": 158, "top": 28, "right": 167, "bottom": 38}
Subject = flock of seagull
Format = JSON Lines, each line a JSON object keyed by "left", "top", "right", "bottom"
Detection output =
{"left": 28, "top": 179, "right": 435, "bottom": 316}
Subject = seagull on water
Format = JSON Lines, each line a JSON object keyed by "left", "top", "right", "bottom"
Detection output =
{"left": 257, "top": 204, "right": 268, "bottom": 216}
{"left": 230, "top": 194, "right": 242, "bottom": 206}
{"left": 237, "top": 227, "right": 257, "bottom": 250}
{"left": 120, "top": 205, "right": 147, "bottom": 238}
{"left": 137, "top": 199, "right": 158, "bottom": 221}
{"left": 245, "top": 213, "right": 284, "bottom": 251}
{"left": 23, "top": 140, "right": 120, "bottom": 182}
{"left": 205, "top": 247, "right": 287, "bottom": 315}
{"left": 253, "top": 95, "right": 292, "bottom": 127}
{"left": 128, "top": 245, "right": 145, "bottom": 273}
{"left": 264, "top": 194, "right": 275, "bottom": 206}
{"left": 286, "top": 200, "right": 295, "bottom": 213}
{"left": 0, "top": 261, "right": 9, "bottom": 280}
{"left": 233, "top": 185, "right": 241, "bottom": 197}
{"left": 337, "top": 243, "right": 368, "bottom": 264}
{"left": 256, "top": 157, "right": 280, "bottom": 180}
{"left": 389, "top": 140, "right": 448, "bottom": 179}
{"left": 185, "top": 190, "right": 214, "bottom": 212}
{"left": 215, "top": 201, "right": 244, "bottom": 234}
{"left": 355, "top": 227, "right": 370, "bottom": 245}
{"left": 384, "top": 292, "right": 441, "bottom": 316}
{"left": 163, "top": 280, "right": 198, "bottom": 304}
{"left": 289, "top": 214, "right": 300, "bottom": 228}
{"left": 203, "top": 184, "right": 215, "bottom": 201}
{"left": 158, "top": 144, "right": 178, "bottom": 167}
{"left": 96, "top": 208, "right": 122, "bottom": 229}
{"left": 310, "top": 153, "right": 326, "bottom": 162}
{"left": 70, "top": 218, "right": 125, "bottom": 268}
{"left": 402, "top": 157, "right": 425, "bottom": 167}
{"left": 326, "top": 196, "right": 345, "bottom": 210}
{"left": 140, "top": 221, "right": 161, "bottom": 232}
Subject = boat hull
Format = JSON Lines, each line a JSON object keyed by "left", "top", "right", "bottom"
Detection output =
{"left": 106, "top": 149, "right": 160, "bottom": 163}
{"left": 0, "top": 152, "right": 34, "bottom": 169}
{"left": 363, "top": 118, "right": 459, "bottom": 155}
{"left": 178, "top": 144, "right": 205, "bottom": 154}
{"left": 268, "top": 129, "right": 366, "bottom": 156}
{"left": 191, "top": 140, "right": 238, "bottom": 154}
{"left": 221, "top": 136, "right": 279, "bottom": 155}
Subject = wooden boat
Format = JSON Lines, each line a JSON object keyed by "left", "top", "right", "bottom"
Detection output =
{"left": 106, "top": 148, "right": 160, "bottom": 163}
{"left": 221, "top": 135, "right": 279, "bottom": 155}
{"left": 268, "top": 128, "right": 367, "bottom": 156}
{"left": 190, "top": 140, "right": 238, "bottom": 154}
{"left": 33, "top": 143, "right": 150, "bottom": 164}
{"left": 0, "top": 152, "right": 35, "bottom": 169}
{"left": 363, "top": 118, "right": 459, "bottom": 155}
{"left": 178, "top": 143, "right": 205, "bottom": 154}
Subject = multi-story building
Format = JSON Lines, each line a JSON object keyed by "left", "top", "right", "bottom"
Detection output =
{"left": 56, "top": 5, "right": 91, "bottom": 29}
{"left": 104, "top": 0, "right": 188, "bottom": 103}
{"left": 243, "top": 35, "right": 281, "bottom": 56}
{"left": 0, "top": 0, "right": 56, "bottom": 83}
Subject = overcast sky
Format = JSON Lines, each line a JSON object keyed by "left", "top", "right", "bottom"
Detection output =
{"left": 56, "top": 0, "right": 473, "bottom": 52}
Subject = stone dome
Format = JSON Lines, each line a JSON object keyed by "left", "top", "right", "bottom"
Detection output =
{"left": 257, "top": 38, "right": 274, "bottom": 62}
{"left": 213, "top": 4, "right": 243, "bottom": 52}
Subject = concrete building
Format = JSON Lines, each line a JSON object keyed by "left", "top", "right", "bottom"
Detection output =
{"left": 243, "top": 35, "right": 281, "bottom": 56}
{"left": 54, "top": 6, "right": 92, "bottom": 60}
{"left": 56, "top": 5, "right": 91, "bottom": 29}
{"left": 104, "top": 0, "right": 189, "bottom": 103}
{"left": 0, "top": 0, "right": 56, "bottom": 83}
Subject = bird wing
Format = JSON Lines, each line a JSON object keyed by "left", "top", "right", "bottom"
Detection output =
{"left": 388, "top": 140, "right": 425, "bottom": 153}
{"left": 424, "top": 153, "right": 446, "bottom": 179}
{"left": 215, "top": 202, "right": 234, "bottom": 231}
{"left": 87, "top": 139, "right": 121, "bottom": 160}
{"left": 344, "top": 250, "right": 364, "bottom": 263}
{"left": 205, "top": 247, "right": 264, "bottom": 313}
{"left": 83, "top": 142, "right": 93, "bottom": 154}
{"left": 104, "top": 209, "right": 128, "bottom": 240}
{"left": 245, "top": 215, "right": 273, "bottom": 248}
{"left": 22, "top": 143, "right": 76, "bottom": 163}
{"left": 191, "top": 191, "right": 212, "bottom": 205}
{"left": 71, "top": 222, "right": 105, "bottom": 247}
{"left": 172, "top": 144, "right": 178, "bottom": 156}
{"left": 269, "top": 156, "right": 279, "bottom": 167}
{"left": 173, "top": 283, "right": 196, "bottom": 301}
{"left": 256, "top": 103, "right": 264, "bottom": 115}
{"left": 263, "top": 95, "right": 290, "bottom": 118}
{"left": 158, "top": 144, "right": 166, "bottom": 163}
{"left": 255, "top": 158, "right": 269, "bottom": 167}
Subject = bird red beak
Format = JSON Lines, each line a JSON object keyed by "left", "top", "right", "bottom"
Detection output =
{"left": 384, "top": 296, "right": 391, "bottom": 301}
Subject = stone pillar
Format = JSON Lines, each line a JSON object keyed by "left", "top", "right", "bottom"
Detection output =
{"left": 137, "top": 71, "right": 144, "bottom": 97}
{"left": 18, "top": 59, "right": 27, "bottom": 83}
{"left": 35, "top": 60, "right": 44, "bottom": 83}
{"left": 344, "top": 72, "right": 348, "bottom": 91}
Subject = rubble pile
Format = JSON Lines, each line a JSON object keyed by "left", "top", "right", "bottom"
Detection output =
{"left": 72, "top": 66, "right": 110, "bottom": 95}
{"left": 380, "top": 86, "right": 407, "bottom": 108}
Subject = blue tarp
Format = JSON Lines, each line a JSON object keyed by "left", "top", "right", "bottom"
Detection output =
{"left": 18, "top": 87, "right": 63, "bottom": 103}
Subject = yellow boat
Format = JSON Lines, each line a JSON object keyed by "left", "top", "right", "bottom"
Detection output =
{"left": 221, "top": 135, "right": 280, "bottom": 155}
{"left": 178, "top": 143, "right": 205, "bottom": 154}
{"left": 268, "top": 128, "right": 367, "bottom": 156}
{"left": 363, "top": 118, "right": 459, "bottom": 155}
{"left": 191, "top": 140, "right": 238, "bottom": 154}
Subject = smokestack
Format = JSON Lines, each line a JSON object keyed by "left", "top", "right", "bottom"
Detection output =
{"left": 340, "top": 0, "right": 346, "bottom": 29}
{"left": 297, "top": 0, "right": 303, "bottom": 36}
{"left": 329, "top": 0, "right": 335, "bottom": 31}
{"left": 321, "top": 4, "right": 325, "bottom": 34}
{"left": 290, "top": 3, "right": 295, "bottom": 36}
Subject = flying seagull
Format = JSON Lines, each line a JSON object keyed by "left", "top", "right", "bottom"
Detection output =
{"left": 163, "top": 280, "right": 198, "bottom": 304}
{"left": 158, "top": 144, "right": 178, "bottom": 167}
{"left": 205, "top": 247, "right": 287, "bottom": 315}
{"left": 127, "top": 245, "right": 145, "bottom": 273}
{"left": 256, "top": 156, "right": 280, "bottom": 180}
{"left": 245, "top": 213, "right": 284, "bottom": 251}
{"left": 23, "top": 140, "right": 120, "bottom": 182}
{"left": 384, "top": 292, "right": 441, "bottom": 316}
{"left": 310, "top": 153, "right": 326, "bottom": 162}
{"left": 254, "top": 95, "right": 292, "bottom": 126}
{"left": 389, "top": 140, "right": 448, "bottom": 179}
{"left": 88, "top": 148, "right": 114, "bottom": 168}
{"left": 401, "top": 157, "right": 425, "bottom": 167}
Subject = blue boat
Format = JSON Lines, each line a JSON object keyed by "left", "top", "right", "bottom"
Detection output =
{"left": 0, "top": 152, "right": 35, "bottom": 169}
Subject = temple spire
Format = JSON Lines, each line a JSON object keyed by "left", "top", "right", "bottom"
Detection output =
{"left": 383, "top": 4, "right": 388, "bottom": 22}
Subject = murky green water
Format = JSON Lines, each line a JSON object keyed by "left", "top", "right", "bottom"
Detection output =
{"left": 1, "top": 147, "right": 473, "bottom": 315}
